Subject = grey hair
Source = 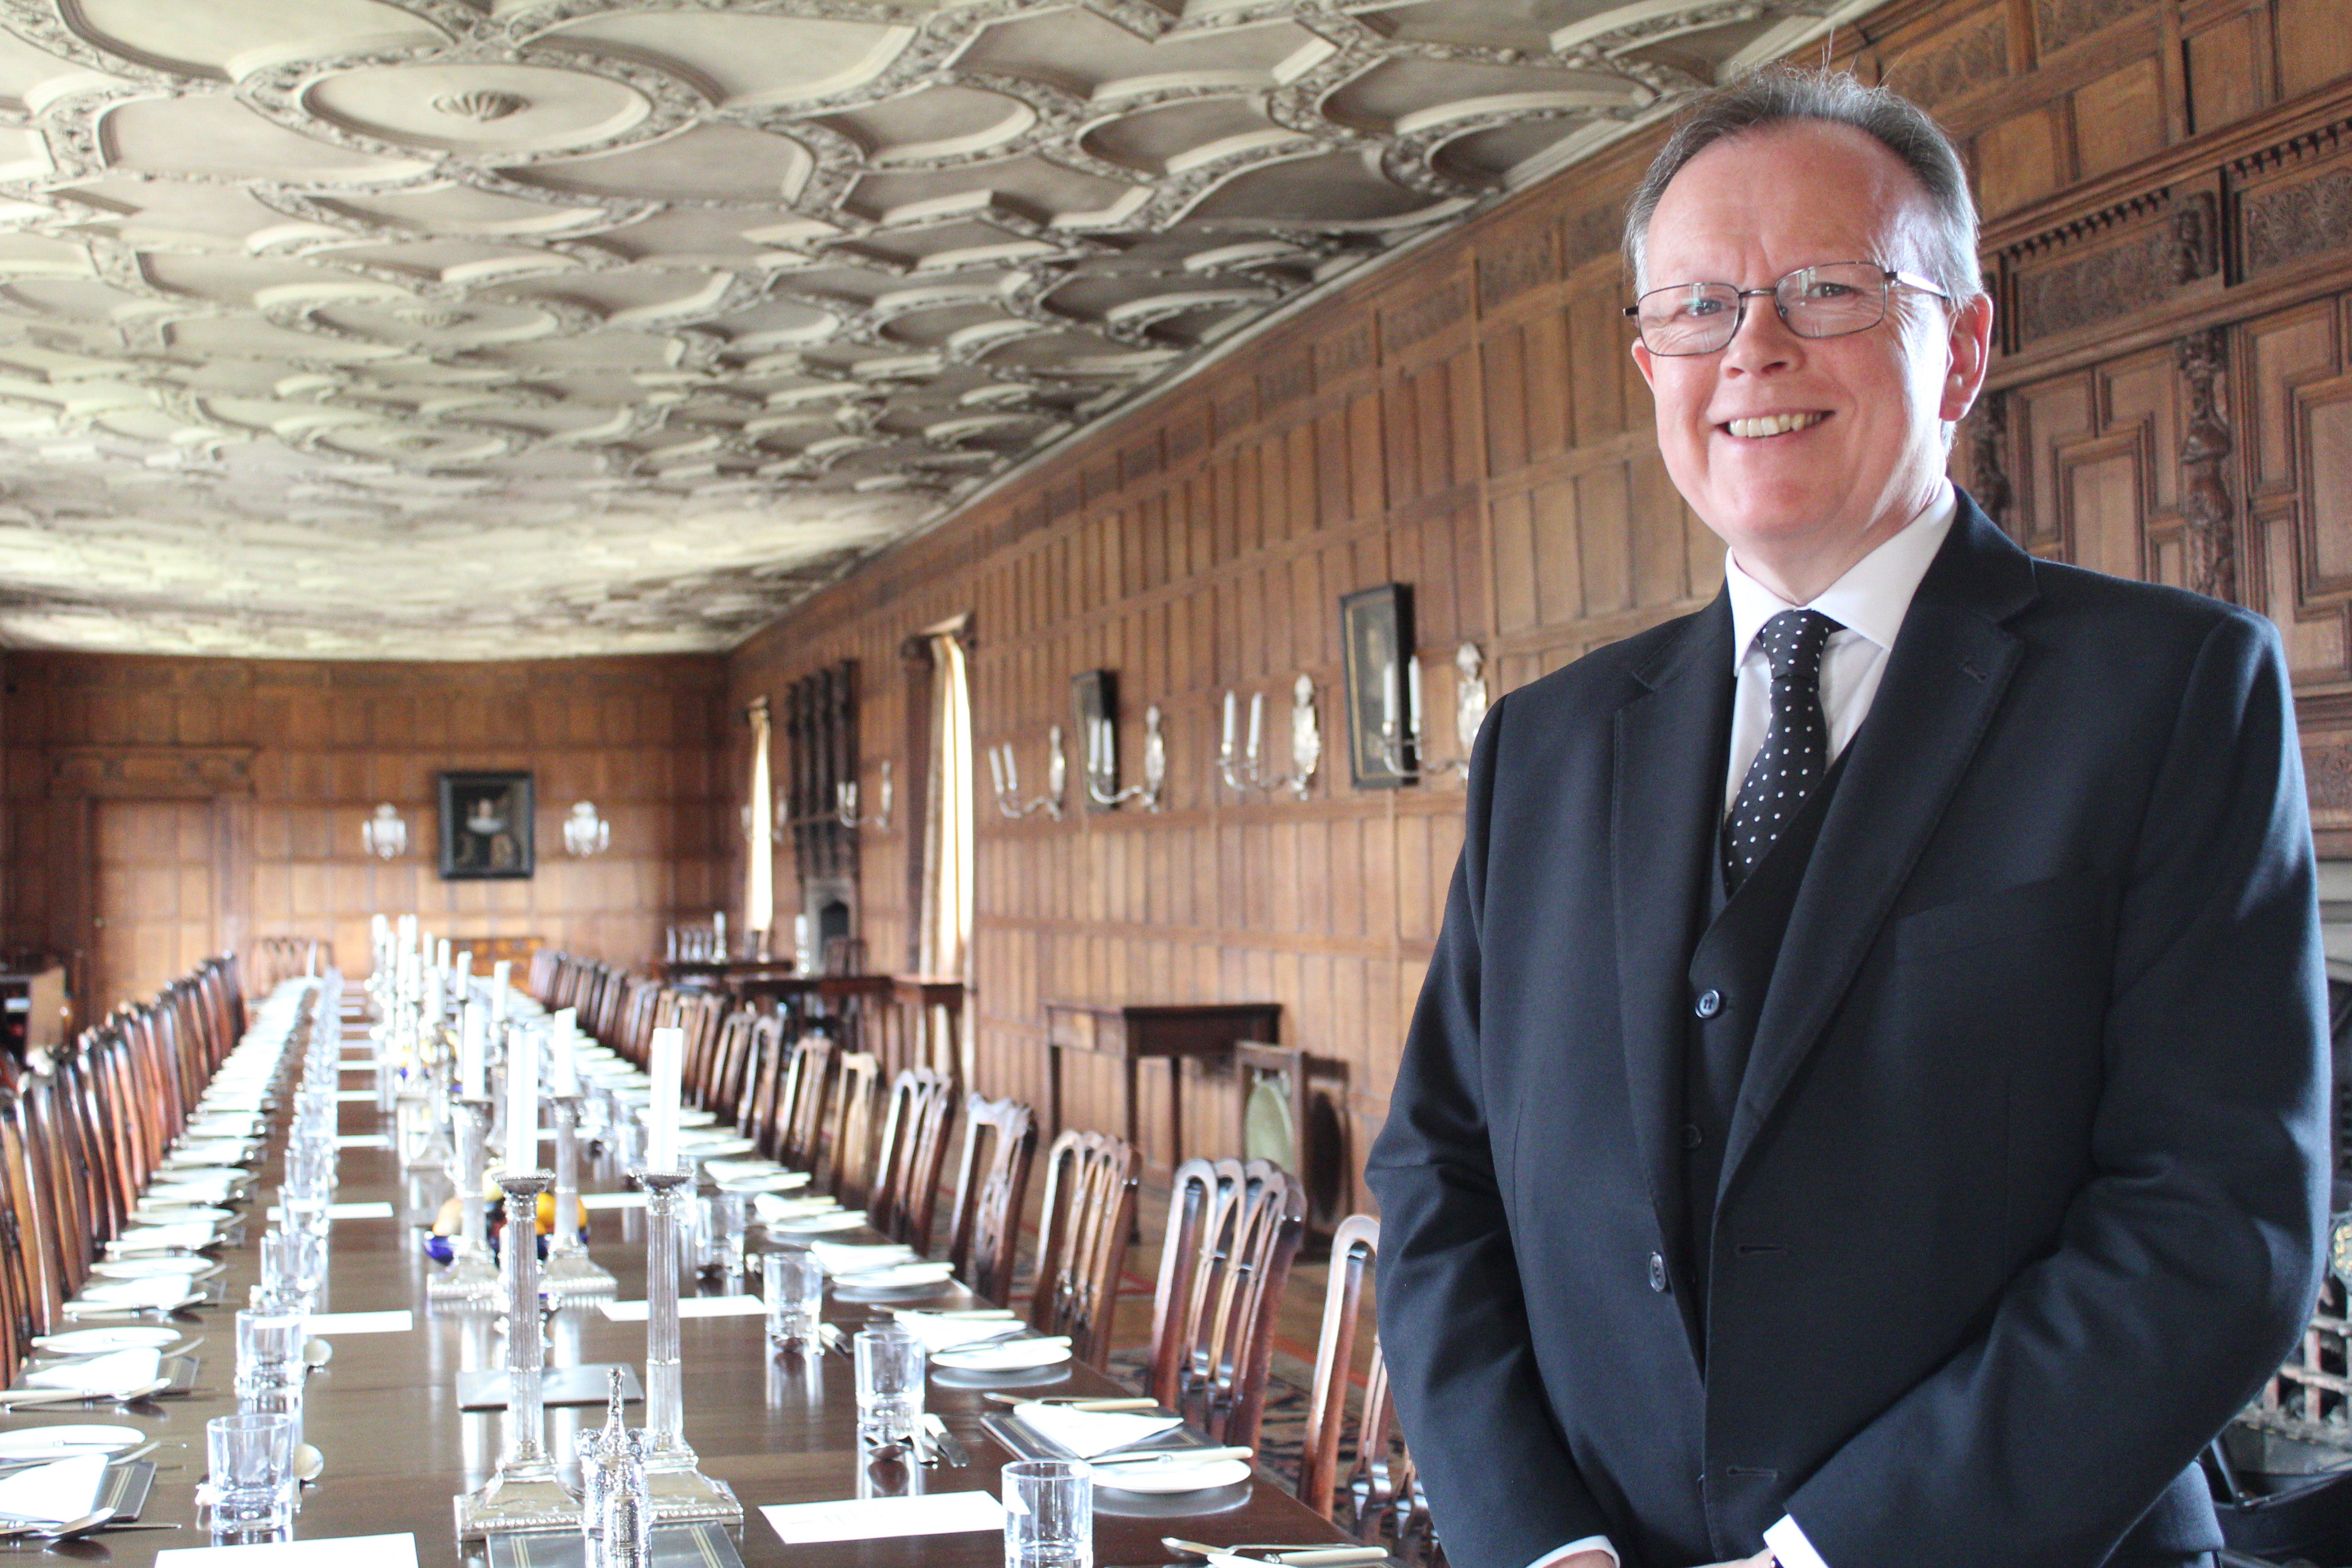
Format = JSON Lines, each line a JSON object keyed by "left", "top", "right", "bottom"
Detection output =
{"left": 1622, "top": 68, "right": 1982, "bottom": 305}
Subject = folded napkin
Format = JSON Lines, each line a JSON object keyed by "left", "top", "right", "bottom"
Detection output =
{"left": 72, "top": 1275, "right": 198, "bottom": 1310}
{"left": 24, "top": 1346, "right": 162, "bottom": 1391}
{"left": 767, "top": 1211, "right": 867, "bottom": 1236}
{"left": 0, "top": 1452, "right": 106, "bottom": 1524}
{"left": 751, "top": 1193, "right": 843, "bottom": 1224}
{"left": 703, "top": 1158, "right": 784, "bottom": 1181}
{"left": 1012, "top": 1401, "right": 1183, "bottom": 1458}
{"left": 109, "top": 1221, "right": 218, "bottom": 1254}
{"left": 892, "top": 1311, "right": 1024, "bottom": 1353}
{"left": 807, "top": 1240, "right": 916, "bottom": 1276}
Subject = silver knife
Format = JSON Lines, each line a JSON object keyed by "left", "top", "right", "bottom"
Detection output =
{"left": 921, "top": 1413, "right": 970, "bottom": 1466}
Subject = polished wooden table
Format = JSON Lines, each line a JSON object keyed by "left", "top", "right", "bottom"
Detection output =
{"left": 49, "top": 1010, "right": 1343, "bottom": 1568}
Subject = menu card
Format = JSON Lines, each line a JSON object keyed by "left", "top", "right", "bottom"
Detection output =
{"left": 760, "top": 1492, "right": 1004, "bottom": 1545}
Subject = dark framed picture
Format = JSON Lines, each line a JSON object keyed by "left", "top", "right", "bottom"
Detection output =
{"left": 1071, "top": 668, "right": 1117, "bottom": 814}
{"left": 438, "top": 770, "right": 534, "bottom": 880}
{"left": 1339, "top": 583, "right": 1416, "bottom": 789}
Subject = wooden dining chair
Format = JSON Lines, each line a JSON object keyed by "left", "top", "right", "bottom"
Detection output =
{"left": 779, "top": 1033, "right": 837, "bottom": 1171}
{"left": 943, "top": 1096, "right": 1038, "bottom": 1305}
{"left": 706, "top": 1008, "right": 756, "bottom": 1124}
{"left": 868, "top": 1067, "right": 955, "bottom": 1251}
{"left": 823, "top": 1051, "right": 882, "bottom": 1205}
{"left": 738, "top": 1014, "right": 788, "bottom": 1154}
{"left": 1146, "top": 1157, "right": 1308, "bottom": 1450}
{"left": 0, "top": 1090, "right": 59, "bottom": 1352}
{"left": 1298, "top": 1213, "right": 1426, "bottom": 1549}
{"left": 1028, "top": 1130, "right": 1138, "bottom": 1369}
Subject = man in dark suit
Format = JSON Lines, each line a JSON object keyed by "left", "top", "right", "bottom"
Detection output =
{"left": 1367, "top": 69, "right": 2328, "bottom": 1568}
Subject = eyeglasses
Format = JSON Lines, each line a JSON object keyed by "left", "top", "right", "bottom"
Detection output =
{"left": 1623, "top": 261, "right": 1950, "bottom": 356}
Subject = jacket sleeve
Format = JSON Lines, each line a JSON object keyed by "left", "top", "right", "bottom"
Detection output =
{"left": 1785, "top": 610, "right": 2331, "bottom": 1568}
{"left": 1367, "top": 693, "right": 1621, "bottom": 1568}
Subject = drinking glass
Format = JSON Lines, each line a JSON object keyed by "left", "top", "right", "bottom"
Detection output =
{"left": 762, "top": 1249, "right": 824, "bottom": 1350}
{"left": 206, "top": 1413, "right": 295, "bottom": 1530}
{"left": 707, "top": 1192, "right": 746, "bottom": 1277}
{"left": 853, "top": 1326, "right": 926, "bottom": 1445}
{"left": 1002, "top": 1459, "right": 1093, "bottom": 1568}
{"left": 233, "top": 1306, "right": 304, "bottom": 1397}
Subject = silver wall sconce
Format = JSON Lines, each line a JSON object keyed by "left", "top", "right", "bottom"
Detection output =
{"left": 361, "top": 802, "right": 409, "bottom": 859}
{"left": 1086, "top": 706, "right": 1166, "bottom": 811}
{"left": 1378, "top": 642, "right": 1490, "bottom": 781}
{"left": 1219, "top": 675, "right": 1320, "bottom": 799}
{"left": 838, "top": 760, "right": 894, "bottom": 830}
{"left": 989, "top": 726, "right": 1066, "bottom": 819}
{"left": 562, "top": 800, "right": 612, "bottom": 856}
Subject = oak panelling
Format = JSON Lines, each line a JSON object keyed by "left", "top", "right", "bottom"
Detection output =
{"left": 5, "top": 653, "right": 725, "bottom": 1016}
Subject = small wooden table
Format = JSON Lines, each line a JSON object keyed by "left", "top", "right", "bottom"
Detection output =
{"left": 1042, "top": 1001, "right": 1281, "bottom": 1172}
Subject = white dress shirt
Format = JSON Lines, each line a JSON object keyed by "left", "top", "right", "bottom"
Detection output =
{"left": 1522, "top": 480, "right": 1958, "bottom": 1568}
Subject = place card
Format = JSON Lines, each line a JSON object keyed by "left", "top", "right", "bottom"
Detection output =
{"left": 580, "top": 1192, "right": 646, "bottom": 1211}
{"left": 335, "top": 1089, "right": 376, "bottom": 1102}
{"left": 760, "top": 1491, "right": 1004, "bottom": 1545}
{"left": 489, "top": 1523, "right": 741, "bottom": 1568}
{"left": 333, "top": 1135, "right": 393, "bottom": 1151}
{"left": 264, "top": 1202, "right": 395, "bottom": 1222}
{"left": 598, "top": 1295, "right": 766, "bottom": 1323}
{"left": 306, "top": 1310, "right": 413, "bottom": 1335}
{"left": 157, "top": 1534, "right": 418, "bottom": 1568}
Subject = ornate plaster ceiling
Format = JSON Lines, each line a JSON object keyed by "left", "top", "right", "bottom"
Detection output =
{"left": 0, "top": 0, "right": 1863, "bottom": 659}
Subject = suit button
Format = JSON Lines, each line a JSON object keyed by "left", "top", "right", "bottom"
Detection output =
{"left": 1682, "top": 1123, "right": 1704, "bottom": 1150}
{"left": 1693, "top": 988, "right": 1722, "bottom": 1019}
{"left": 1647, "top": 1252, "right": 1669, "bottom": 1292}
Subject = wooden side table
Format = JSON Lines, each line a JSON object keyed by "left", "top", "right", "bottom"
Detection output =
{"left": 1042, "top": 1001, "right": 1281, "bottom": 1174}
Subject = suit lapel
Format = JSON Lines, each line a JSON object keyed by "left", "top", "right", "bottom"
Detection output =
{"left": 1717, "top": 501, "right": 2039, "bottom": 1195}
{"left": 1612, "top": 593, "right": 1733, "bottom": 1352}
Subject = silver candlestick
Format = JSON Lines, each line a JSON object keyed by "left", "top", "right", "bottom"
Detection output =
{"left": 542, "top": 1095, "right": 616, "bottom": 1298}
{"left": 429, "top": 1097, "right": 500, "bottom": 1305}
{"left": 632, "top": 1167, "right": 741, "bottom": 1524}
{"left": 455, "top": 1170, "right": 582, "bottom": 1539}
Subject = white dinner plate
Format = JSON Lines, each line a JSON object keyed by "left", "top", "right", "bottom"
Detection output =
{"left": 0, "top": 1426, "right": 146, "bottom": 1460}
{"left": 720, "top": 1172, "right": 813, "bottom": 1194}
{"left": 677, "top": 1110, "right": 719, "bottom": 1128}
{"left": 931, "top": 1338, "right": 1073, "bottom": 1372}
{"left": 89, "top": 1256, "right": 217, "bottom": 1280}
{"left": 129, "top": 1204, "right": 230, "bottom": 1225}
{"left": 765, "top": 1211, "right": 866, "bottom": 1235}
{"left": 681, "top": 1136, "right": 755, "bottom": 1157}
{"left": 833, "top": 1262, "right": 956, "bottom": 1296}
{"left": 30, "top": 1329, "right": 180, "bottom": 1354}
{"left": 1092, "top": 1458, "right": 1253, "bottom": 1495}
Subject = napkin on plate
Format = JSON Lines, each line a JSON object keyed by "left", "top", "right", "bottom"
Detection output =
{"left": 108, "top": 1221, "right": 218, "bottom": 1254}
{"left": 892, "top": 1311, "right": 1025, "bottom": 1353}
{"left": 71, "top": 1276, "right": 198, "bottom": 1310}
{"left": 24, "top": 1346, "right": 162, "bottom": 1391}
{"left": 750, "top": 1194, "right": 836, "bottom": 1223}
{"left": 767, "top": 1211, "right": 866, "bottom": 1235}
{"left": 806, "top": 1240, "right": 916, "bottom": 1276}
{"left": 0, "top": 1452, "right": 107, "bottom": 1524}
{"left": 1011, "top": 1401, "right": 1183, "bottom": 1458}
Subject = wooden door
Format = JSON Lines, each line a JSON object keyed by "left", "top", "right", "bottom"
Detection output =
{"left": 89, "top": 800, "right": 216, "bottom": 1017}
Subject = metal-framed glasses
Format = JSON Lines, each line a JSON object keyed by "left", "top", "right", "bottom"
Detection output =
{"left": 1624, "top": 261, "right": 1950, "bottom": 357}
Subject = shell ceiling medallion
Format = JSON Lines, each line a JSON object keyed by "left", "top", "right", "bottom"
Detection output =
{"left": 431, "top": 90, "right": 527, "bottom": 122}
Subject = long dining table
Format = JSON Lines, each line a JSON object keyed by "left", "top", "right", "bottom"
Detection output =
{"left": 25, "top": 1001, "right": 1352, "bottom": 1568}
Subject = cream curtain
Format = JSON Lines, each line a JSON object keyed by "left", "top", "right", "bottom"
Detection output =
{"left": 746, "top": 697, "right": 774, "bottom": 953}
{"left": 916, "top": 625, "right": 974, "bottom": 1083}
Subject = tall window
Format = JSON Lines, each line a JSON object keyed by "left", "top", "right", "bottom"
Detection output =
{"left": 915, "top": 617, "right": 973, "bottom": 1083}
{"left": 745, "top": 696, "right": 774, "bottom": 955}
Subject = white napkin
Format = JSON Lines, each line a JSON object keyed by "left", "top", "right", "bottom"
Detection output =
{"left": 24, "top": 1346, "right": 162, "bottom": 1391}
{"left": 892, "top": 1311, "right": 1024, "bottom": 1353}
{"left": 109, "top": 1222, "right": 217, "bottom": 1254}
{"left": 72, "top": 1275, "right": 197, "bottom": 1309}
{"left": 0, "top": 1452, "right": 106, "bottom": 1524}
{"left": 704, "top": 1159, "right": 785, "bottom": 1182}
{"left": 807, "top": 1240, "right": 916, "bottom": 1276}
{"left": 1012, "top": 1401, "right": 1184, "bottom": 1458}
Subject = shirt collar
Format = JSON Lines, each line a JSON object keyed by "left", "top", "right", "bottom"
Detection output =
{"left": 1725, "top": 479, "right": 1958, "bottom": 666}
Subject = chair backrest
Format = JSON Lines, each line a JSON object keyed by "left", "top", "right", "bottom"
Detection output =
{"left": 706, "top": 1008, "right": 757, "bottom": 1123}
{"left": 1147, "top": 1157, "right": 1307, "bottom": 1449}
{"left": 1300, "top": 1215, "right": 1383, "bottom": 1516}
{"left": 944, "top": 1096, "right": 1038, "bottom": 1304}
{"left": 781, "top": 1033, "right": 837, "bottom": 1170}
{"left": 0, "top": 1089, "right": 57, "bottom": 1357}
{"left": 1028, "top": 1129, "right": 1137, "bottom": 1368}
{"left": 738, "top": 1014, "right": 787, "bottom": 1155}
{"left": 824, "top": 1051, "right": 882, "bottom": 1204}
{"left": 868, "top": 1066, "right": 955, "bottom": 1250}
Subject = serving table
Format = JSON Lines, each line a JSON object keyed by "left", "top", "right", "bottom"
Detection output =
{"left": 58, "top": 1010, "right": 1345, "bottom": 1568}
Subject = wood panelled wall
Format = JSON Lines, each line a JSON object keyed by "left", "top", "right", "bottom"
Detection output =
{"left": 2, "top": 652, "right": 727, "bottom": 1015}
{"left": 726, "top": 0, "right": 2352, "bottom": 1210}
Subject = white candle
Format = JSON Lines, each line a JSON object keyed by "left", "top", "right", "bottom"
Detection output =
{"left": 453, "top": 951, "right": 472, "bottom": 995}
{"left": 1382, "top": 652, "right": 1400, "bottom": 730}
{"left": 1407, "top": 653, "right": 1424, "bottom": 740}
{"left": 647, "top": 1026, "right": 684, "bottom": 1173}
{"left": 987, "top": 743, "right": 1006, "bottom": 798}
{"left": 491, "top": 960, "right": 511, "bottom": 1024}
{"left": 550, "top": 1013, "right": 578, "bottom": 1098}
{"left": 1221, "top": 690, "right": 1236, "bottom": 756}
{"left": 459, "top": 1002, "right": 485, "bottom": 1098}
{"left": 505, "top": 1021, "right": 537, "bottom": 1177}
{"left": 1001, "top": 743, "right": 1019, "bottom": 795}
{"left": 1247, "top": 691, "right": 1264, "bottom": 759}
{"left": 436, "top": 938, "right": 451, "bottom": 974}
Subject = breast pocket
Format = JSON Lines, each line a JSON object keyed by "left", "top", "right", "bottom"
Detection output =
{"left": 1895, "top": 871, "right": 2109, "bottom": 961}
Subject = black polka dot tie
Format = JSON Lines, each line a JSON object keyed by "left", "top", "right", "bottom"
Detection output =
{"left": 1723, "top": 608, "right": 1843, "bottom": 894}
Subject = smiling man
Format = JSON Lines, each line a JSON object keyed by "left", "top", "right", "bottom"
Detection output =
{"left": 1368, "top": 69, "right": 2328, "bottom": 1568}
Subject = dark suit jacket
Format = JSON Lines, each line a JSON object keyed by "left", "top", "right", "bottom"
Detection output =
{"left": 1367, "top": 497, "right": 2329, "bottom": 1568}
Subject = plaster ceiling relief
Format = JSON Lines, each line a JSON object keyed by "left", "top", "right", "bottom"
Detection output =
{"left": 0, "top": 0, "right": 1871, "bottom": 659}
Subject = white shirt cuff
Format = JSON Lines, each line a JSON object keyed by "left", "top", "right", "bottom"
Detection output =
{"left": 1523, "top": 1538, "right": 1616, "bottom": 1568}
{"left": 1764, "top": 1513, "right": 1830, "bottom": 1568}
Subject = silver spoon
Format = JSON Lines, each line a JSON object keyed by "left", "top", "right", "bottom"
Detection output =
{"left": 294, "top": 1444, "right": 324, "bottom": 1482}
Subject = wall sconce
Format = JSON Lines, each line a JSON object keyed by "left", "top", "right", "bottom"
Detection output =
{"left": 1086, "top": 706, "right": 1166, "bottom": 811}
{"left": 361, "top": 802, "right": 408, "bottom": 859}
{"left": 990, "top": 726, "right": 1066, "bottom": 819}
{"left": 1219, "top": 675, "right": 1320, "bottom": 799}
{"left": 563, "top": 800, "right": 612, "bottom": 856}
{"left": 838, "top": 760, "right": 894, "bottom": 830}
{"left": 1378, "top": 642, "right": 1490, "bottom": 781}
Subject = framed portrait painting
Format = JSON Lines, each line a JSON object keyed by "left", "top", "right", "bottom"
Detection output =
{"left": 1339, "top": 583, "right": 1415, "bottom": 789}
{"left": 438, "top": 770, "right": 534, "bottom": 880}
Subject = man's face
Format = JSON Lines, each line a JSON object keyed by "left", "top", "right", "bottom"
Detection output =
{"left": 1631, "top": 121, "right": 1991, "bottom": 573}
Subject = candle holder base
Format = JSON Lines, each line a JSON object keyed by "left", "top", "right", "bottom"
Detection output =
{"left": 428, "top": 1242, "right": 501, "bottom": 1305}
{"left": 452, "top": 1468, "right": 582, "bottom": 1541}
{"left": 540, "top": 1247, "right": 618, "bottom": 1298}
{"left": 644, "top": 1463, "right": 742, "bottom": 1527}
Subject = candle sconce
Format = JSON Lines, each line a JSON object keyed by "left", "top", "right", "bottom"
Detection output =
{"left": 1218, "top": 674, "right": 1321, "bottom": 799}
{"left": 989, "top": 727, "right": 1066, "bottom": 819}
{"left": 836, "top": 760, "right": 893, "bottom": 831}
{"left": 1086, "top": 706, "right": 1166, "bottom": 811}
{"left": 562, "top": 801, "right": 612, "bottom": 857}
{"left": 361, "top": 803, "right": 408, "bottom": 859}
{"left": 1377, "top": 642, "right": 1489, "bottom": 781}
